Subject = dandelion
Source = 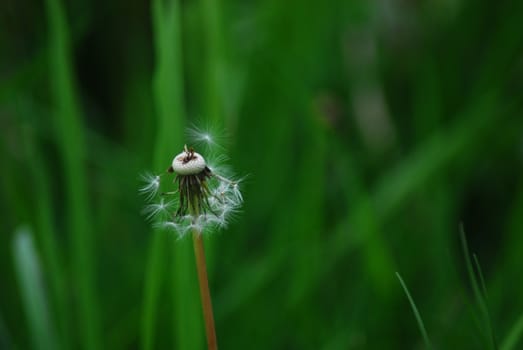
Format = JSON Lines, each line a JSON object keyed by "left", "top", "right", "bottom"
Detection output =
{"left": 140, "top": 136, "right": 243, "bottom": 350}
{"left": 140, "top": 146, "right": 242, "bottom": 235}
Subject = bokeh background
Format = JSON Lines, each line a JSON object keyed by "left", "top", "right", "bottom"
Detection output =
{"left": 1, "top": 0, "right": 523, "bottom": 349}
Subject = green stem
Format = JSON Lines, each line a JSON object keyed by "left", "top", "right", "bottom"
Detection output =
{"left": 190, "top": 202, "right": 218, "bottom": 350}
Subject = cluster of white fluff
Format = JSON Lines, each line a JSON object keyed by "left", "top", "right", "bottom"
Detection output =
{"left": 140, "top": 127, "right": 243, "bottom": 238}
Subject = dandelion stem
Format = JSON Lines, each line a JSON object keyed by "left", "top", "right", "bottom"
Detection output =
{"left": 191, "top": 214, "right": 218, "bottom": 349}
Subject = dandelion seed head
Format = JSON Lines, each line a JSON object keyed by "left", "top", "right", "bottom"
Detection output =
{"left": 141, "top": 127, "right": 243, "bottom": 237}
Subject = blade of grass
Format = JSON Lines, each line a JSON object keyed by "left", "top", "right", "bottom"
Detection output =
{"left": 395, "top": 272, "right": 432, "bottom": 349}
{"left": 12, "top": 226, "right": 59, "bottom": 350}
{"left": 142, "top": 1, "right": 203, "bottom": 349}
{"left": 141, "top": 232, "right": 168, "bottom": 350}
{"left": 288, "top": 112, "right": 327, "bottom": 304}
{"left": 460, "top": 226, "right": 497, "bottom": 350}
{"left": 0, "top": 312, "right": 12, "bottom": 350}
{"left": 460, "top": 227, "right": 485, "bottom": 318}
{"left": 473, "top": 254, "right": 498, "bottom": 349}
{"left": 200, "top": 0, "right": 225, "bottom": 126}
{"left": 501, "top": 313, "right": 523, "bottom": 350}
{"left": 21, "top": 116, "right": 70, "bottom": 350}
{"left": 44, "top": 0, "right": 100, "bottom": 348}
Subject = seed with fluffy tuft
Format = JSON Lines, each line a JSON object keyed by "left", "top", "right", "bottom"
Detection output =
{"left": 139, "top": 173, "right": 161, "bottom": 201}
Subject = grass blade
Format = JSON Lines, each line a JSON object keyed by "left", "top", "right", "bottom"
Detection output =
{"left": 473, "top": 254, "right": 498, "bottom": 349}
{"left": 44, "top": 0, "right": 100, "bottom": 348}
{"left": 501, "top": 313, "right": 523, "bottom": 350}
{"left": 396, "top": 272, "right": 432, "bottom": 349}
{"left": 21, "top": 116, "right": 70, "bottom": 350}
{"left": 141, "top": 232, "right": 168, "bottom": 350}
{"left": 142, "top": 1, "right": 202, "bottom": 349}
{"left": 12, "top": 226, "right": 59, "bottom": 350}
{"left": 460, "top": 226, "right": 497, "bottom": 349}
{"left": 0, "top": 312, "right": 12, "bottom": 350}
{"left": 200, "top": 0, "right": 225, "bottom": 126}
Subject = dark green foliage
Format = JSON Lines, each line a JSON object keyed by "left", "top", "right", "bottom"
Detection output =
{"left": 1, "top": 0, "right": 523, "bottom": 349}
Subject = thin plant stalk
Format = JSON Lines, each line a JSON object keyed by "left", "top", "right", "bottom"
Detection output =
{"left": 192, "top": 232, "right": 218, "bottom": 350}
{"left": 396, "top": 272, "right": 432, "bottom": 349}
{"left": 190, "top": 200, "right": 217, "bottom": 350}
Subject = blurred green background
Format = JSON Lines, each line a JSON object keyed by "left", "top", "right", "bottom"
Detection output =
{"left": 1, "top": 0, "right": 523, "bottom": 349}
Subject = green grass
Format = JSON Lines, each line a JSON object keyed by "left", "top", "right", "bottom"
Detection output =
{"left": 44, "top": 0, "right": 99, "bottom": 348}
{"left": 143, "top": 1, "right": 202, "bottom": 350}
{"left": 12, "top": 226, "right": 59, "bottom": 350}
{"left": 501, "top": 313, "right": 523, "bottom": 350}
{"left": 22, "top": 122, "right": 70, "bottom": 350}
{"left": 460, "top": 227, "right": 498, "bottom": 350}
{"left": 396, "top": 272, "right": 432, "bottom": 349}
{"left": 1, "top": 0, "right": 523, "bottom": 349}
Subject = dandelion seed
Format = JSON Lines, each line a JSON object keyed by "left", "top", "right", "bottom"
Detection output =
{"left": 156, "top": 221, "right": 190, "bottom": 239}
{"left": 231, "top": 182, "right": 243, "bottom": 203}
{"left": 142, "top": 198, "right": 174, "bottom": 220}
{"left": 205, "top": 153, "right": 229, "bottom": 174}
{"left": 186, "top": 124, "right": 225, "bottom": 151}
{"left": 139, "top": 173, "right": 161, "bottom": 201}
